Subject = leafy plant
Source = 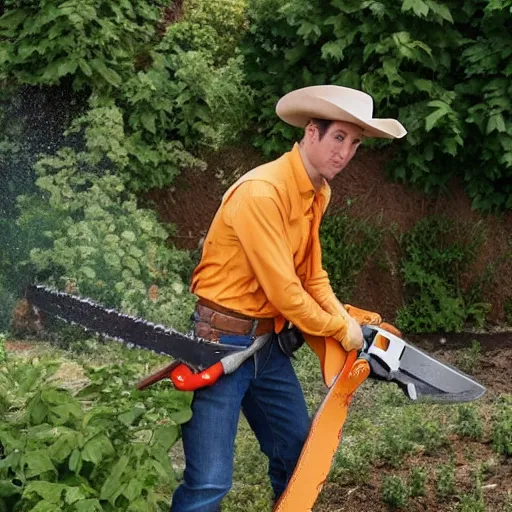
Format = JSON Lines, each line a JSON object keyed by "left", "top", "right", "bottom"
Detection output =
{"left": 409, "top": 466, "right": 427, "bottom": 498}
{"left": 456, "top": 340, "right": 483, "bottom": 374}
{"left": 491, "top": 396, "right": 512, "bottom": 456}
{"left": 396, "top": 216, "right": 490, "bottom": 333}
{"left": 320, "top": 209, "right": 382, "bottom": 301}
{"left": 377, "top": 425, "right": 415, "bottom": 467}
{"left": 410, "top": 418, "right": 448, "bottom": 454}
{"left": 242, "top": 0, "right": 512, "bottom": 211}
{"left": 0, "top": 353, "right": 192, "bottom": 512}
{"left": 17, "top": 152, "right": 196, "bottom": 333}
{"left": 455, "top": 404, "right": 484, "bottom": 440}
{"left": 436, "top": 460, "right": 456, "bottom": 498}
{"left": 381, "top": 475, "right": 409, "bottom": 509}
{"left": 0, "top": 332, "right": 6, "bottom": 363}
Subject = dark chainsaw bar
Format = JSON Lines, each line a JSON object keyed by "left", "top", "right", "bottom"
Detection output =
{"left": 25, "top": 284, "right": 244, "bottom": 371}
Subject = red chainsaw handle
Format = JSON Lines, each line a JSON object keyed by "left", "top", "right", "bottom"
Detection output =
{"left": 169, "top": 362, "right": 224, "bottom": 391}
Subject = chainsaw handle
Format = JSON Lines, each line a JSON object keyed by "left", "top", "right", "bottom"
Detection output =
{"left": 169, "top": 362, "right": 224, "bottom": 391}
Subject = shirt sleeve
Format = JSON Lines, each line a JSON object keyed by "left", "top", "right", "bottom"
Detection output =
{"left": 225, "top": 181, "right": 348, "bottom": 341}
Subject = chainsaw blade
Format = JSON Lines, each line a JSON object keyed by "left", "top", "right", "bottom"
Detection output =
{"left": 362, "top": 326, "right": 486, "bottom": 403}
{"left": 25, "top": 284, "right": 244, "bottom": 371}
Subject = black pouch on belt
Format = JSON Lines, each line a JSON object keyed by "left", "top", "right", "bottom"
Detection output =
{"left": 277, "top": 324, "right": 305, "bottom": 357}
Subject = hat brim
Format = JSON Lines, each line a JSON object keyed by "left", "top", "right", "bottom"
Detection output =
{"left": 276, "top": 95, "right": 407, "bottom": 139}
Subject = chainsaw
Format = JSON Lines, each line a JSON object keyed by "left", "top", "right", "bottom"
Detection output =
{"left": 25, "top": 284, "right": 485, "bottom": 401}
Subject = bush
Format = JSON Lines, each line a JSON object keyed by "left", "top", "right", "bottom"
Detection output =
{"left": 409, "top": 467, "right": 427, "bottom": 497}
{"left": 436, "top": 460, "right": 456, "bottom": 498}
{"left": 455, "top": 404, "right": 484, "bottom": 440}
{"left": 396, "top": 216, "right": 490, "bottom": 333}
{"left": 0, "top": 353, "right": 192, "bottom": 511}
{"left": 320, "top": 209, "right": 382, "bottom": 301}
{"left": 17, "top": 151, "right": 196, "bottom": 333}
{"left": 381, "top": 475, "right": 409, "bottom": 509}
{"left": 492, "top": 396, "right": 512, "bottom": 456}
{"left": 242, "top": 0, "right": 512, "bottom": 211}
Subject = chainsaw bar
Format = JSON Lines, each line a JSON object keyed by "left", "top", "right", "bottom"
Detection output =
{"left": 25, "top": 284, "right": 244, "bottom": 371}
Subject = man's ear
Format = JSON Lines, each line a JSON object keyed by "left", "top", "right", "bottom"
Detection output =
{"left": 305, "top": 121, "right": 318, "bottom": 143}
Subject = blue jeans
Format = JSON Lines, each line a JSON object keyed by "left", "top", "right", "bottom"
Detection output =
{"left": 170, "top": 334, "right": 310, "bottom": 512}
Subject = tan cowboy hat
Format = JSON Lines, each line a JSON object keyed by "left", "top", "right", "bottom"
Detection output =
{"left": 276, "top": 85, "right": 407, "bottom": 139}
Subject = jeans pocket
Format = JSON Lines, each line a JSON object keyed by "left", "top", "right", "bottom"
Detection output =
{"left": 219, "top": 334, "right": 253, "bottom": 348}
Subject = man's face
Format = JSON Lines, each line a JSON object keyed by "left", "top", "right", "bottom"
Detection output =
{"left": 304, "top": 120, "right": 363, "bottom": 182}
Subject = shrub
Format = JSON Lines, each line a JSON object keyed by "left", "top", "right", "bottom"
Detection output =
{"left": 396, "top": 216, "right": 490, "bottom": 333}
{"left": 455, "top": 404, "right": 484, "bottom": 440}
{"left": 242, "top": 0, "right": 512, "bottom": 211}
{"left": 17, "top": 152, "right": 196, "bottom": 333}
{"left": 0, "top": 353, "right": 192, "bottom": 511}
{"left": 320, "top": 209, "right": 382, "bottom": 301}
{"left": 456, "top": 340, "right": 483, "bottom": 374}
{"left": 382, "top": 475, "right": 409, "bottom": 509}
{"left": 491, "top": 396, "right": 512, "bottom": 456}
{"left": 436, "top": 460, "right": 456, "bottom": 498}
{"left": 409, "top": 467, "right": 427, "bottom": 497}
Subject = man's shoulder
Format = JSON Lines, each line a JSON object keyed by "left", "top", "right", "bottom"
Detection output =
{"left": 222, "top": 151, "right": 293, "bottom": 203}
{"left": 245, "top": 152, "right": 292, "bottom": 187}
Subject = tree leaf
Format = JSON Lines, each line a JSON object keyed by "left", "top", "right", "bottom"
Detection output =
{"left": 57, "top": 59, "right": 78, "bottom": 77}
{"left": 90, "top": 59, "right": 122, "bottom": 88}
{"left": 140, "top": 112, "right": 156, "bottom": 134}
{"left": 486, "top": 113, "right": 506, "bottom": 134}
{"left": 401, "top": 0, "right": 429, "bottom": 17}
{"left": 425, "top": 102, "right": 451, "bottom": 131}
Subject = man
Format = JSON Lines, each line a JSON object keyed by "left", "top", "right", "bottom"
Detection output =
{"left": 170, "top": 85, "right": 406, "bottom": 511}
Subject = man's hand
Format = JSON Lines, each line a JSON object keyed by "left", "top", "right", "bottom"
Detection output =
{"left": 341, "top": 315, "right": 364, "bottom": 351}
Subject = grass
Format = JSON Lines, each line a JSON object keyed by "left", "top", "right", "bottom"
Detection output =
{"left": 2, "top": 334, "right": 511, "bottom": 512}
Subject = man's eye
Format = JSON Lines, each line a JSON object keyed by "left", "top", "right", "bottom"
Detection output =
{"left": 335, "top": 135, "right": 344, "bottom": 141}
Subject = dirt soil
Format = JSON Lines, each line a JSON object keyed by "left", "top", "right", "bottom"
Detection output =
{"left": 145, "top": 144, "right": 512, "bottom": 326}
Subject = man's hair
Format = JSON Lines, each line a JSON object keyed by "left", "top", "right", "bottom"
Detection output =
{"left": 309, "top": 118, "right": 334, "bottom": 140}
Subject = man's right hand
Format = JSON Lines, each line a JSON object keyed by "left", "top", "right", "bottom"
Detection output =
{"left": 341, "top": 315, "right": 364, "bottom": 352}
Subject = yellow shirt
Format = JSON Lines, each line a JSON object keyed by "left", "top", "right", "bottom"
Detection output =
{"left": 191, "top": 143, "right": 348, "bottom": 342}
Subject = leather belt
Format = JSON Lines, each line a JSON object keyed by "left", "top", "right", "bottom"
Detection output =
{"left": 194, "top": 298, "right": 275, "bottom": 342}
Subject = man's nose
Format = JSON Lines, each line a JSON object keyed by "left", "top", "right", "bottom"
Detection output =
{"left": 338, "top": 142, "right": 351, "bottom": 160}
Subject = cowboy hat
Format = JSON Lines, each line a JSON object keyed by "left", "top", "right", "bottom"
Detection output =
{"left": 276, "top": 85, "right": 407, "bottom": 139}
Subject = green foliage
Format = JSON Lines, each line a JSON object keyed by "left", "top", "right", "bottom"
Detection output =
{"left": 17, "top": 153, "right": 195, "bottom": 332}
{"left": 331, "top": 440, "right": 376, "bottom": 485}
{"left": 457, "top": 472, "right": 485, "bottom": 512}
{"left": 436, "top": 460, "right": 456, "bottom": 498}
{"left": 455, "top": 340, "right": 482, "bottom": 374}
{"left": 455, "top": 404, "right": 484, "bottom": 440}
{"left": 0, "top": 0, "right": 162, "bottom": 90}
{"left": 243, "top": 0, "right": 512, "bottom": 211}
{"left": 0, "top": 0, "right": 254, "bottom": 192}
{"left": 396, "top": 216, "right": 490, "bottom": 333}
{"left": 491, "top": 395, "right": 512, "bottom": 456}
{"left": 381, "top": 475, "right": 409, "bottom": 509}
{"left": 410, "top": 418, "right": 448, "bottom": 454}
{"left": 377, "top": 425, "right": 415, "bottom": 467}
{"left": 0, "top": 333, "right": 5, "bottom": 364}
{"left": 409, "top": 466, "right": 427, "bottom": 497}
{"left": 171, "top": 0, "right": 247, "bottom": 63}
{"left": 320, "top": 209, "right": 382, "bottom": 301}
{"left": 0, "top": 353, "right": 192, "bottom": 512}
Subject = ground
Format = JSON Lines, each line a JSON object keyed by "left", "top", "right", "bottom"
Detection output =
{"left": 4, "top": 330, "right": 511, "bottom": 512}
